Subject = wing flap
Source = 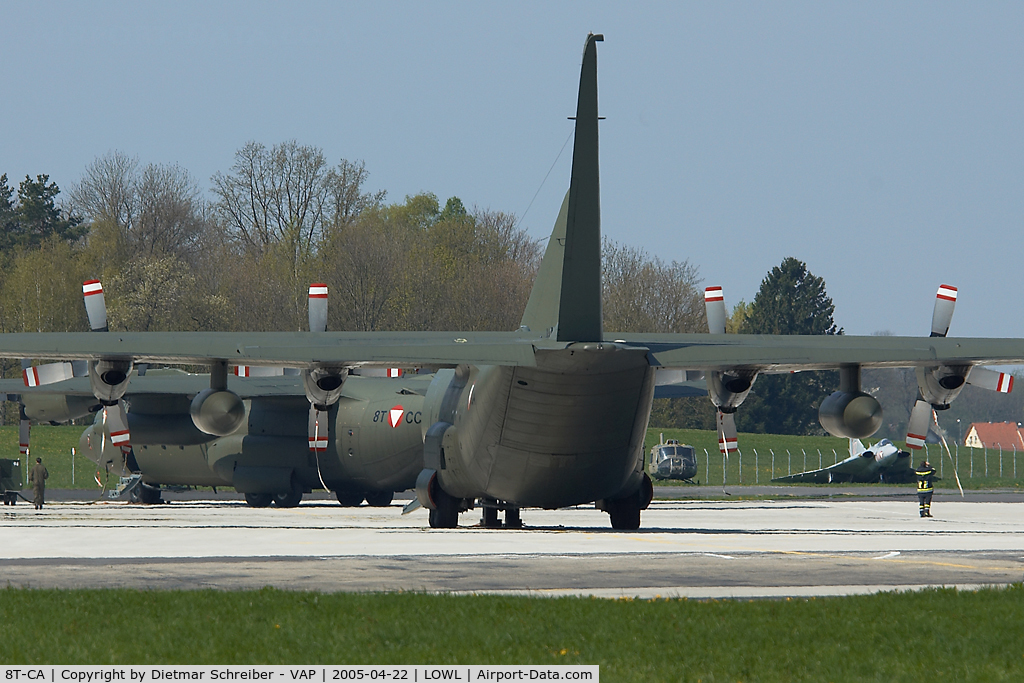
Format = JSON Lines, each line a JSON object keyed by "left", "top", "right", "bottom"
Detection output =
{"left": 616, "top": 334, "right": 1024, "bottom": 371}
{"left": 0, "top": 332, "right": 538, "bottom": 368}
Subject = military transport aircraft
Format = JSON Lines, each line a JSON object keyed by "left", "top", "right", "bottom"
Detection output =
{"left": 771, "top": 438, "right": 915, "bottom": 484}
{"left": 5, "top": 285, "right": 430, "bottom": 510}
{"left": 2, "top": 33, "right": 1023, "bottom": 530}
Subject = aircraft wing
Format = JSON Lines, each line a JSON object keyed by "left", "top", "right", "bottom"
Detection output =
{"left": 0, "top": 331, "right": 540, "bottom": 368}
{"left": 771, "top": 455, "right": 872, "bottom": 484}
{"left": 612, "top": 334, "right": 1024, "bottom": 372}
{"left": 1, "top": 372, "right": 434, "bottom": 400}
{"left": 4, "top": 330, "right": 1024, "bottom": 373}
{"left": 0, "top": 373, "right": 307, "bottom": 399}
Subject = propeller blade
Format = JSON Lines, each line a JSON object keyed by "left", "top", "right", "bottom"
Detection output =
{"left": 308, "top": 405, "right": 328, "bottom": 452}
{"left": 19, "top": 417, "right": 30, "bottom": 457}
{"left": 905, "top": 400, "right": 931, "bottom": 450}
{"left": 716, "top": 410, "right": 737, "bottom": 454}
{"left": 234, "top": 365, "right": 285, "bottom": 377}
{"left": 966, "top": 367, "right": 1014, "bottom": 393}
{"left": 309, "top": 283, "right": 328, "bottom": 333}
{"left": 705, "top": 286, "right": 726, "bottom": 335}
{"left": 930, "top": 284, "right": 957, "bottom": 338}
{"left": 23, "top": 361, "right": 74, "bottom": 387}
{"left": 351, "top": 368, "right": 405, "bottom": 378}
{"left": 105, "top": 402, "right": 131, "bottom": 450}
{"left": 82, "top": 279, "right": 108, "bottom": 331}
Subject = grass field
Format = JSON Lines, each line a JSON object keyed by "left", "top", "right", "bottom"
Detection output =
{"left": 644, "top": 427, "right": 1024, "bottom": 490}
{"left": 1, "top": 586, "right": 1022, "bottom": 679}
{"left": 0, "top": 424, "right": 95, "bottom": 489}
{"left": 3, "top": 424, "right": 1023, "bottom": 491}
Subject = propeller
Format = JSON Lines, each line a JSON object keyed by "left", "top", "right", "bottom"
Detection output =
{"left": 716, "top": 410, "right": 737, "bottom": 455}
{"left": 309, "top": 283, "right": 328, "bottom": 333}
{"left": 906, "top": 284, "right": 1015, "bottom": 450}
{"left": 83, "top": 279, "right": 108, "bottom": 331}
{"left": 705, "top": 286, "right": 726, "bottom": 335}
{"left": 308, "top": 406, "right": 328, "bottom": 453}
{"left": 19, "top": 403, "right": 30, "bottom": 458}
{"left": 303, "top": 283, "right": 342, "bottom": 458}
{"left": 704, "top": 286, "right": 752, "bottom": 458}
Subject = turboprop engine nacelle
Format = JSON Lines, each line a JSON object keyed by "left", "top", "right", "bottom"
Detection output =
{"left": 706, "top": 369, "right": 757, "bottom": 411}
{"left": 916, "top": 365, "right": 970, "bottom": 409}
{"left": 22, "top": 394, "right": 101, "bottom": 424}
{"left": 88, "top": 359, "right": 133, "bottom": 404}
{"left": 190, "top": 388, "right": 245, "bottom": 436}
{"left": 818, "top": 390, "right": 883, "bottom": 439}
{"left": 302, "top": 367, "right": 349, "bottom": 409}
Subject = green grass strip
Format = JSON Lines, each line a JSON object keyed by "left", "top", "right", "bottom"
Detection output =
{"left": 1, "top": 586, "right": 1022, "bottom": 680}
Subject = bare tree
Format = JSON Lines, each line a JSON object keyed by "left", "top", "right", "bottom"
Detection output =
{"left": 71, "top": 152, "right": 208, "bottom": 264}
{"left": 602, "top": 239, "right": 704, "bottom": 334}
{"left": 211, "top": 142, "right": 385, "bottom": 260}
{"left": 70, "top": 151, "right": 138, "bottom": 237}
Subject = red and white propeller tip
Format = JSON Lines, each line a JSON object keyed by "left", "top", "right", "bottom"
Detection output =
{"left": 308, "top": 406, "right": 328, "bottom": 452}
{"left": 930, "top": 284, "right": 957, "bottom": 338}
{"left": 309, "top": 283, "right": 328, "bottom": 333}
{"left": 705, "top": 286, "right": 726, "bottom": 335}
{"left": 83, "top": 279, "right": 108, "bottom": 332}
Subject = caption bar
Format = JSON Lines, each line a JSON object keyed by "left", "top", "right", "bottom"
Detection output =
{"left": 2, "top": 667, "right": 597, "bottom": 683}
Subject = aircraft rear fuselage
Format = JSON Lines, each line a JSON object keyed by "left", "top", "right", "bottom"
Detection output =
{"left": 429, "top": 344, "right": 655, "bottom": 508}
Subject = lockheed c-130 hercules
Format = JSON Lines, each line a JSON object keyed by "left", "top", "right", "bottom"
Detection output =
{"left": 3, "top": 33, "right": 1024, "bottom": 529}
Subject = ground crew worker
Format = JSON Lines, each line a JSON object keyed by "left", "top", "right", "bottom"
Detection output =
{"left": 29, "top": 457, "right": 48, "bottom": 510}
{"left": 915, "top": 459, "right": 936, "bottom": 518}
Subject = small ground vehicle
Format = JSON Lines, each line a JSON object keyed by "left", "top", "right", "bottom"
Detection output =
{"left": 2, "top": 458, "right": 23, "bottom": 504}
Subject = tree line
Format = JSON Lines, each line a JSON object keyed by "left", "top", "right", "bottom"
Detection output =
{"left": 0, "top": 142, "right": 706, "bottom": 422}
{"left": 16, "top": 143, "right": 1004, "bottom": 438}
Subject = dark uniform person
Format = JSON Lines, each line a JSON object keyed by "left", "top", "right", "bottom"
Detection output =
{"left": 29, "top": 457, "right": 48, "bottom": 510}
{"left": 915, "top": 459, "right": 936, "bottom": 518}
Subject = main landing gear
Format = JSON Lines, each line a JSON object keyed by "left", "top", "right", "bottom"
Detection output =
{"left": 245, "top": 480, "right": 303, "bottom": 508}
{"left": 427, "top": 479, "right": 463, "bottom": 529}
{"left": 602, "top": 473, "right": 654, "bottom": 531}
{"left": 336, "top": 490, "right": 395, "bottom": 507}
{"left": 130, "top": 482, "right": 163, "bottom": 505}
{"left": 480, "top": 500, "right": 522, "bottom": 529}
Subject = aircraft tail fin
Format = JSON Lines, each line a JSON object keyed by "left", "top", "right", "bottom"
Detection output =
{"left": 520, "top": 33, "right": 603, "bottom": 342}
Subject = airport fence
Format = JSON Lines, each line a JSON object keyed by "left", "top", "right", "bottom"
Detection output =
{"left": 646, "top": 428, "right": 1024, "bottom": 490}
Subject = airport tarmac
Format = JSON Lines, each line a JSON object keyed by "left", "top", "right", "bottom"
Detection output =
{"left": 2, "top": 495, "right": 1023, "bottom": 598}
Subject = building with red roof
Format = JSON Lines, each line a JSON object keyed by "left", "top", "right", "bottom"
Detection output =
{"left": 964, "top": 422, "right": 1024, "bottom": 450}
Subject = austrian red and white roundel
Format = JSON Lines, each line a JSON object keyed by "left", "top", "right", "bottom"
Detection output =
{"left": 387, "top": 405, "right": 404, "bottom": 428}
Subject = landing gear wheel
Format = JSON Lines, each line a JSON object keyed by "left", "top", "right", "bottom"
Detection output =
{"left": 245, "top": 492, "right": 273, "bottom": 508}
{"left": 139, "top": 483, "right": 163, "bottom": 505}
{"left": 336, "top": 491, "right": 365, "bottom": 507}
{"left": 428, "top": 480, "right": 460, "bottom": 528}
{"left": 364, "top": 490, "right": 394, "bottom": 507}
{"left": 504, "top": 507, "right": 522, "bottom": 529}
{"left": 609, "top": 504, "right": 641, "bottom": 530}
{"left": 273, "top": 479, "right": 303, "bottom": 508}
{"left": 481, "top": 505, "right": 500, "bottom": 528}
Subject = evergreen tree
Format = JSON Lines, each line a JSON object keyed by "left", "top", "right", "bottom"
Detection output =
{"left": 0, "top": 174, "right": 85, "bottom": 252}
{"left": 737, "top": 257, "right": 842, "bottom": 435}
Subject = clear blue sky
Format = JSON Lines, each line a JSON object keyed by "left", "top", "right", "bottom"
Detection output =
{"left": 3, "top": 2, "right": 1023, "bottom": 337}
